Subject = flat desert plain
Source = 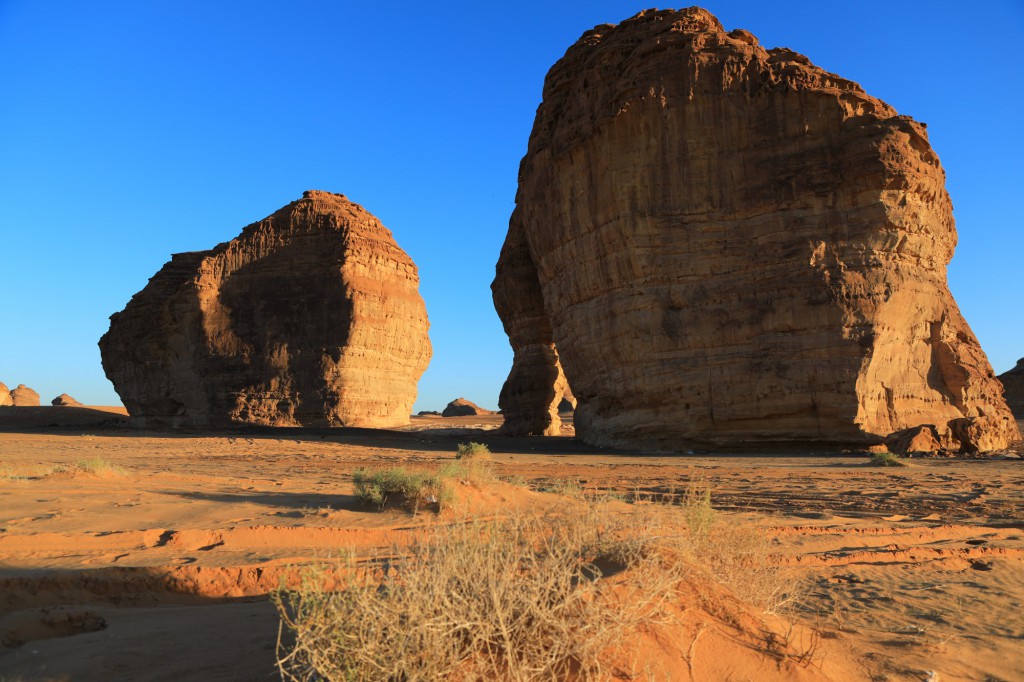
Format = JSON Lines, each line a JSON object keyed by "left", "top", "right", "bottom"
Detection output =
{"left": 0, "top": 407, "right": 1022, "bottom": 681}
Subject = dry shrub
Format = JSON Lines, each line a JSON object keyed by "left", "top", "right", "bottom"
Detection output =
{"left": 46, "top": 457, "right": 126, "bottom": 478}
{"left": 275, "top": 486, "right": 805, "bottom": 681}
{"left": 677, "top": 480, "right": 803, "bottom": 615}
{"left": 274, "top": 503, "right": 686, "bottom": 682}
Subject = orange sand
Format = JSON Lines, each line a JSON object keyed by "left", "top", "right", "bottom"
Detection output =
{"left": 0, "top": 410, "right": 1021, "bottom": 680}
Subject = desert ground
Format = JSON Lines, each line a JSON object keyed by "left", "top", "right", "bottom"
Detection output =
{"left": 0, "top": 407, "right": 1022, "bottom": 681}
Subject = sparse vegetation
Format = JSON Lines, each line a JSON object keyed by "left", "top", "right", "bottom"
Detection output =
{"left": 681, "top": 478, "right": 715, "bottom": 539}
{"left": 455, "top": 441, "right": 491, "bottom": 460}
{"left": 275, "top": 503, "right": 687, "bottom": 682}
{"left": 538, "top": 476, "right": 585, "bottom": 498}
{"left": 0, "top": 468, "right": 30, "bottom": 482}
{"left": 276, "top": 485, "right": 806, "bottom": 681}
{"left": 46, "top": 457, "right": 127, "bottom": 477}
{"left": 352, "top": 467, "right": 455, "bottom": 513}
{"left": 870, "top": 451, "right": 906, "bottom": 467}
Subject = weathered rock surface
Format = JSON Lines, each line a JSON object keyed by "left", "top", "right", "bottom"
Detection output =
{"left": 100, "top": 190, "right": 431, "bottom": 428}
{"left": 51, "top": 393, "right": 83, "bottom": 407}
{"left": 9, "top": 385, "right": 40, "bottom": 407}
{"left": 441, "top": 398, "right": 491, "bottom": 417}
{"left": 997, "top": 359, "right": 1024, "bottom": 419}
{"left": 492, "top": 7, "right": 1019, "bottom": 452}
{"left": 0, "top": 382, "right": 12, "bottom": 407}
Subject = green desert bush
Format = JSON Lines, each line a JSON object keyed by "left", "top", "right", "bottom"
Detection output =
{"left": 352, "top": 467, "right": 454, "bottom": 513}
{"left": 870, "top": 451, "right": 906, "bottom": 467}
{"left": 455, "top": 441, "right": 491, "bottom": 460}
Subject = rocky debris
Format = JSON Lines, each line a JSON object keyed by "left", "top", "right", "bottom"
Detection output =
{"left": 9, "top": 385, "right": 40, "bottom": 407}
{"left": 441, "top": 398, "right": 491, "bottom": 417}
{"left": 99, "top": 190, "right": 432, "bottom": 428}
{"left": 51, "top": 394, "right": 83, "bottom": 407}
{"left": 492, "top": 8, "right": 1020, "bottom": 453}
{"left": 0, "top": 382, "right": 11, "bottom": 407}
{"left": 997, "top": 359, "right": 1024, "bottom": 418}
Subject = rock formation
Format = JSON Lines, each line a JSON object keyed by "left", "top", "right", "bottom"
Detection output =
{"left": 9, "top": 385, "right": 40, "bottom": 407}
{"left": 100, "top": 190, "right": 431, "bottom": 428}
{"left": 0, "top": 382, "right": 11, "bottom": 407}
{"left": 997, "top": 359, "right": 1024, "bottom": 419}
{"left": 492, "top": 8, "right": 1020, "bottom": 452}
{"left": 441, "top": 398, "right": 491, "bottom": 417}
{"left": 52, "top": 393, "right": 83, "bottom": 407}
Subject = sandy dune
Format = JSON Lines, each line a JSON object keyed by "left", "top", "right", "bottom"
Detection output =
{"left": 0, "top": 411, "right": 1021, "bottom": 680}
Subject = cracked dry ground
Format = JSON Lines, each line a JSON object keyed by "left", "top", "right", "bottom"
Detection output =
{"left": 0, "top": 415, "right": 1022, "bottom": 681}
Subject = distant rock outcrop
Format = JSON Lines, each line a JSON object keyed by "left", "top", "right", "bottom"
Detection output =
{"left": 52, "top": 393, "right": 83, "bottom": 407}
{"left": 9, "top": 385, "right": 40, "bottom": 407}
{"left": 997, "top": 359, "right": 1024, "bottom": 419}
{"left": 492, "top": 8, "right": 1019, "bottom": 452}
{"left": 441, "top": 398, "right": 491, "bottom": 417}
{"left": 0, "top": 382, "right": 11, "bottom": 407}
{"left": 100, "top": 190, "right": 432, "bottom": 428}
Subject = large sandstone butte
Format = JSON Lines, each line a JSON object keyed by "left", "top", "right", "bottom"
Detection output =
{"left": 0, "top": 382, "right": 11, "bottom": 407}
{"left": 100, "top": 190, "right": 431, "bottom": 428}
{"left": 997, "top": 359, "right": 1024, "bottom": 419}
{"left": 492, "top": 8, "right": 1020, "bottom": 452}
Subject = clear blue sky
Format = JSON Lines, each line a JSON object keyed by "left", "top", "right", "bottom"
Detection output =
{"left": 1, "top": 1, "right": 1021, "bottom": 412}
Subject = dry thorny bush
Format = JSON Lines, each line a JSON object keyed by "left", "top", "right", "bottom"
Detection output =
{"left": 274, "top": 484, "right": 805, "bottom": 681}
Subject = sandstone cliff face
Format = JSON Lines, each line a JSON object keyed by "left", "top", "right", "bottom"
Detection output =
{"left": 493, "top": 8, "right": 1019, "bottom": 452}
{"left": 9, "top": 385, "right": 40, "bottom": 407}
{"left": 997, "top": 359, "right": 1024, "bottom": 419}
{"left": 100, "top": 191, "right": 431, "bottom": 428}
{"left": 0, "top": 382, "right": 12, "bottom": 407}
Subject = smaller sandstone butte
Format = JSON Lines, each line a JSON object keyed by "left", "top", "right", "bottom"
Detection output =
{"left": 100, "top": 190, "right": 431, "bottom": 428}
{"left": 10, "top": 385, "right": 40, "bottom": 407}
{"left": 0, "top": 382, "right": 11, "bottom": 407}
{"left": 441, "top": 398, "right": 491, "bottom": 417}
{"left": 997, "top": 359, "right": 1024, "bottom": 419}
{"left": 52, "top": 393, "right": 83, "bottom": 407}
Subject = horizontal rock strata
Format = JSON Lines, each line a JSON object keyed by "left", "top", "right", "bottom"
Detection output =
{"left": 492, "top": 8, "right": 1019, "bottom": 452}
{"left": 100, "top": 191, "right": 431, "bottom": 428}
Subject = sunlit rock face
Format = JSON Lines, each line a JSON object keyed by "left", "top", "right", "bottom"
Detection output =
{"left": 8, "top": 384, "right": 39, "bottom": 407}
{"left": 492, "top": 7, "right": 1019, "bottom": 452}
{"left": 100, "top": 191, "right": 431, "bottom": 428}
